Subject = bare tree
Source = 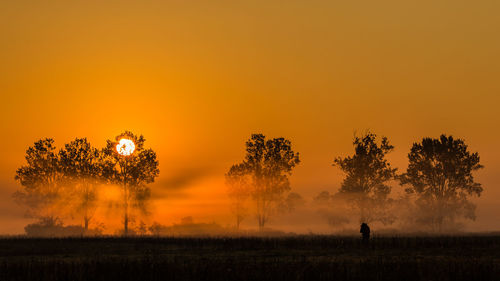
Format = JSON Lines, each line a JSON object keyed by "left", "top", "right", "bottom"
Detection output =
{"left": 399, "top": 134, "right": 483, "bottom": 232}
{"left": 333, "top": 132, "right": 397, "bottom": 225}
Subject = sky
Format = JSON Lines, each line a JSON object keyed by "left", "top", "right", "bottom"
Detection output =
{"left": 0, "top": 0, "right": 499, "bottom": 234}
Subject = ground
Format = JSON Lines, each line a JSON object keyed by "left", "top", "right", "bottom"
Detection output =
{"left": 0, "top": 235, "right": 499, "bottom": 281}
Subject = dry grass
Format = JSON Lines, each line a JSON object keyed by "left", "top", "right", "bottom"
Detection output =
{"left": 0, "top": 236, "right": 498, "bottom": 281}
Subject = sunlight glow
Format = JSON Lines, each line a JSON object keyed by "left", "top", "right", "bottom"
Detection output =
{"left": 116, "top": 138, "right": 135, "bottom": 156}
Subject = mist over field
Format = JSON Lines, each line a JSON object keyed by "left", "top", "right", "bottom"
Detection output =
{"left": 1, "top": 132, "right": 493, "bottom": 237}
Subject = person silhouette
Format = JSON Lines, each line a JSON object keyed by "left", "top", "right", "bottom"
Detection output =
{"left": 360, "top": 222, "right": 370, "bottom": 242}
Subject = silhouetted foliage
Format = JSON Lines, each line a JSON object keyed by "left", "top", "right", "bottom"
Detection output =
{"left": 24, "top": 216, "right": 102, "bottom": 237}
{"left": 399, "top": 135, "right": 483, "bottom": 232}
{"left": 333, "top": 132, "right": 397, "bottom": 225}
{"left": 59, "top": 138, "right": 107, "bottom": 230}
{"left": 12, "top": 131, "right": 488, "bottom": 237}
{"left": 103, "top": 131, "right": 159, "bottom": 235}
{"left": 14, "top": 134, "right": 160, "bottom": 235}
{"left": 145, "top": 219, "right": 229, "bottom": 236}
{"left": 137, "top": 221, "right": 148, "bottom": 235}
{"left": 14, "top": 138, "right": 63, "bottom": 219}
{"left": 313, "top": 191, "right": 332, "bottom": 206}
{"left": 148, "top": 222, "right": 164, "bottom": 236}
{"left": 229, "top": 134, "right": 300, "bottom": 230}
{"left": 280, "top": 192, "right": 306, "bottom": 213}
{"left": 313, "top": 191, "right": 351, "bottom": 228}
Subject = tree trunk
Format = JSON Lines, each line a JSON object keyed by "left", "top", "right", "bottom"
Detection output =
{"left": 124, "top": 186, "right": 129, "bottom": 235}
{"left": 124, "top": 209, "right": 128, "bottom": 235}
{"left": 258, "top": 215, "right": 265, "bottom": 231}
{"left": 123, "top": 160, "right": 129, "bottom": 236}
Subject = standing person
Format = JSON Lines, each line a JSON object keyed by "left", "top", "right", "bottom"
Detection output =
{"left": 360, "top": 223, "right": 370, "bottom": 242}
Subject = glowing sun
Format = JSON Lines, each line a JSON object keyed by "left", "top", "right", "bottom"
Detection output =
{"left": 116, "top": 138, "right": 135, "bottom": 156}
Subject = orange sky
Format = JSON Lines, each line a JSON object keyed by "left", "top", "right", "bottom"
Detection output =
{"left": 0, "top": 1, "right": 499, "bottom": 234}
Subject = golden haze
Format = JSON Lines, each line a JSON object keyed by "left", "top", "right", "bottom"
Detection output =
{"left": 0, "top": 1, "right": 499, "bottom": 233}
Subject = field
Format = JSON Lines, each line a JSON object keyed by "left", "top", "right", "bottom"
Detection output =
{"left": 0, "top": 236, "right": 499, "bottom": 281}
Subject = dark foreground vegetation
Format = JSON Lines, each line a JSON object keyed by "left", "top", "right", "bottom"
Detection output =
{"left": 0, "top": 235, "right": 499, "bottom": 281}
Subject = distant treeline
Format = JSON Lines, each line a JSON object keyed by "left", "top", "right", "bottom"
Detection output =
{"left": 14, "top": 131, "right": 483, "bottom": 236}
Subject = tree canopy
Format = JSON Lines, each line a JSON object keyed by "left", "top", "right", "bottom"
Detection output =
{"left": 225, "top": 163, "right": 250, "bottom": 230}
{"left": 14, "top": 132, "right": 159, "bottom": 235}
{"left": 333, "top": 132, "right": 397, "bottom": 224}
{"left": 400, "top": 134, "right": 483, "bottom": 231}
{"left": 58, "top": 138, "right": 106, "bottom": 230}
{"left": 227, "top": 134, "right": 300, "bottom": 230}
{"left": 104, "top": 131, "right": 160, "bottom": 234}
{"left": 14, "top": 138, "right": 62, "bottom": 218}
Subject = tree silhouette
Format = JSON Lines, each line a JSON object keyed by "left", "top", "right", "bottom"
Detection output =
{"left": 225, "top": 163, "right": 250, "bottom": 230}
{"left": 14, "top": 138, "right": 63, "bottom": 219}
{"left": 59, "top": 138, "right": 108, "bottom": 230}
{"left": 313, "top": 191, "right": 351, "bottom": 228}
{"left": 279, "top": 192, "right": 306, "bottom": 213}
{"left": 399, "top": 134, "right": 483, "bottom": 232}
{"left": 229, "top": 134, "right": 300, "bottom": 231}
{"left": 103, "top": 131, "right": 159, "bottom": 235}
{"left": 313, "top": 191, "right": 332, "bottom": 206}
{"left": 333, "top": 132, "right": 397, "bottom": 224}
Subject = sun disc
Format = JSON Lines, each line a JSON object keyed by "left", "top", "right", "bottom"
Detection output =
{"left": 116, "top": 138, "right": 135, "bottom": 156}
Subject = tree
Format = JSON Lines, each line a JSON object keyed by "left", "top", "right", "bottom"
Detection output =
{"left": 225, "top": 163, "right": 250, "bottom": 230}
{"left": 148, "top": 222, "right": 165, "bottom": 236}
{"left": 279, "top": 192, "right": 306, "bottom": 213}
{"left": 59, "top": 137, "right": 106, "bottom": 230}
{"left": 137, "top": 221, "right": 148, "bottom": 235}
{"left": 399, "top": 135, "right": 483, "bottom": 232}
{"left": 14, "top": 138, "right": 63, "bottom": 219}
{"left": 333, "top": 132, "right": 397, "bottom": 224}
{"left": 230, "top": 134, "right": 300, "bottom": 231}
{"left": 313, "top": 191, "right": 332, "bottom": 206}
{"left": 103, "top": 131, "right": 160, "bottom": 235}
{"left": 312, "top": 191, "right": 350, "bottom": 228}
